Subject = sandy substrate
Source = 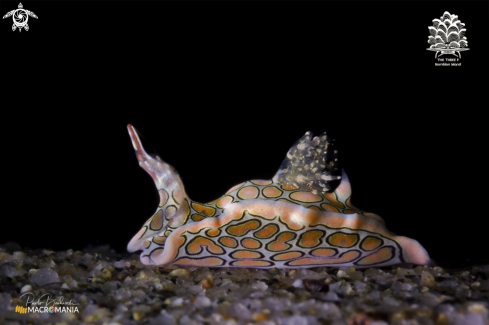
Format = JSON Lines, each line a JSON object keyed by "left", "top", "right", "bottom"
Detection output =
{"left": 0, "top": 242, "right": 488, "bottom": 325}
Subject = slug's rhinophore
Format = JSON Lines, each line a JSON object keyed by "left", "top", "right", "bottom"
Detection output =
{"left": 127, "top": 125, "right": 430, "bottom": 268}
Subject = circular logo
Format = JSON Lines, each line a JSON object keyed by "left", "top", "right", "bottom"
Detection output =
{"left": 48, "top": 306, "right": 55, "bottom": 313}
{"left": 13, "top": 9, "right": 28, "bottom": 28}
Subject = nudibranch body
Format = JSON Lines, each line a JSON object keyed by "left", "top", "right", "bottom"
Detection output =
{"left": 127, "top": 125, "right": 430, "bottom": 268}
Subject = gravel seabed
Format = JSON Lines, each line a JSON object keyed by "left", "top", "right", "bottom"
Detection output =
{"left": 0, "top": 242, "right": 488, "bottom": 325}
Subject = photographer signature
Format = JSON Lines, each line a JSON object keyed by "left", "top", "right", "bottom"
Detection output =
{"left": 19, "top": 292, "right": 78, "bottom": 307}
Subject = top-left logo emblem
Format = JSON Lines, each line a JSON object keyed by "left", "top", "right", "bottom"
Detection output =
{"left": 3, "top": 3, "right": 38, "bottom": 32}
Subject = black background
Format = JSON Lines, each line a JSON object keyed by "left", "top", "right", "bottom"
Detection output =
{"left": 1, "top": 1, "right": 487, "bottom": 267}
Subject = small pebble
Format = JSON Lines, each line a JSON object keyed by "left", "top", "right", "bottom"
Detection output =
{"left": 198, "top": 277, "right": 213, "bottom": 289}
{"left": 2, "top": 242, "right": 22, "bottom": 251}
{"left": 0, "top": 262, "right": 18, "bottom": 278}
{"left": 168, "top": 269, "right": 190, "bottom": 278}
{"left": 349, "top": 271, "right": 364, "bottom": 281}
{"left": 292, "top": 279, "right": 304, "bottom": 288}
{"left": 30, "top": 268, "right": 60, "bottom": 286}
{"left": 337, "top": 270, "right": 350, "bottom": 279}
{"left": 436, "top": 313, "right": 448, "bottom": 323}
{"left": 421, "top": 271, "right": 436, "bottom": 287}
{"left": 468, "top": 303, "right": 487, "bottom": 313}
{"left": 252, "top": 312, "right": 269, "bottom": 321}
{"left": 304, "top": 279, "right": 327, "bottom": 292}
{"left": 20, "top": 284, "right": 32, "bottom": 293}
{"left": 252, "top": 281, "right": 268, "bottom": 291}
{"left": 135, "top": 270, "right": 147, "bottom": 280}
{"left": 171, "top": 297, "right": 184, "bottom": 307}
{"left": 194, "top": 296, "right": 211, "bottom": 308}
{"left": 100, "top": 267, "right": 112, "bottom": 279}
{"left": 133, "top": 311, "right": 146, "bottom": 321}
{"left": 471, "top": 281, "right": 480, "bottom": 288}
{"left": 13, "top": 251, "right": 26, "bottom": 260}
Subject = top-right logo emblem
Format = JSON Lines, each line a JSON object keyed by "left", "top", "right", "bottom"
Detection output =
{"left": 427, "top": 11, "right": 469, "bottom": 59}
